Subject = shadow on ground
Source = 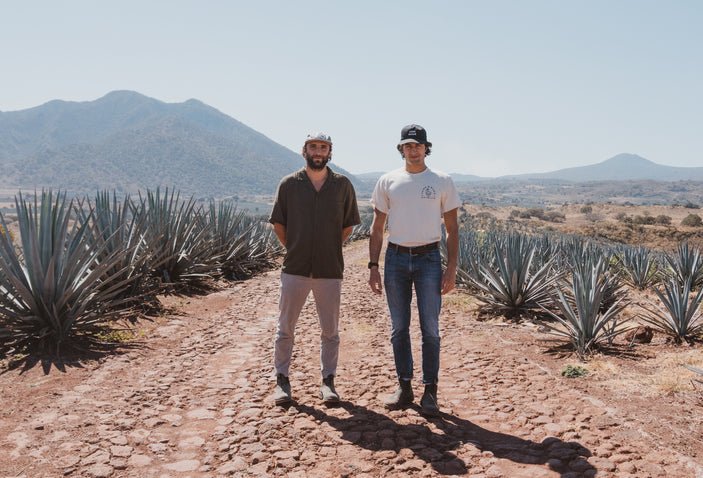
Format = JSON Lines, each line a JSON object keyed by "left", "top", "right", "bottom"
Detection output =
{"left": 0, "top": 341, "right": 140, "bottom": 376}
{"left": 295, "top": 401, "right": 594, "bottom": 476}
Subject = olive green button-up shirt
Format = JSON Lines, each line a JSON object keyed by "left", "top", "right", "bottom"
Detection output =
{"left": 269, "top": 167, "right": 360, "bottom": 279}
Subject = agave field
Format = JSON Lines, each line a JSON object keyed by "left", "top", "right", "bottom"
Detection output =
{"left": 2, "top": 193, "right": 700, "bottom": 362}
{"left": 0, "top": 188, "right": 283, "bottom": 354}
{"left": 447, "top": 215, "right": 703, "bottom": 359}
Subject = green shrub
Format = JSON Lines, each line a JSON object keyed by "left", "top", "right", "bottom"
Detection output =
{"left": 526, "top": 207, "right": 545, "bottom": 219}
{"left": 633, "top": 215, "right": 656, "bottom": 225}
{"left": 681, "top": 214, "right": 702, "bottom": 227}
{"left": 543, "top": 211, "right": 566, "bottom": 223}
{"left": 585, "top": 213, "right": 605, "bottom": 223}
{"left": 580, "top": 205, "right": 593, "bottom": 214}
{"left": 562, "top": 365, "right": 589, "bottom": 378}
{"left": 0, "top": 224, "right": 11, "bottom": 242}
{"left": 516, "top": 207, "right": 545, "bottom": 220}
{"left": 655, "top": 215, "right": 672, "bottom": 225}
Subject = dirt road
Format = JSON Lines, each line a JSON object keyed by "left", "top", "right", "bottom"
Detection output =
{"left": 1, "top": 240, "right": 701, "bottom": 477}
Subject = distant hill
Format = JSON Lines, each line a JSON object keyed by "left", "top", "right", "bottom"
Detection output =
{"left": 3, "top": 93, "right": 699, "bottom": 200}
{"left": 354, "top": 171, "right": 488, "bottom": 183}
{"left": 451, "top": 173, "right": 489, "bottom": 183}
{"left": 355, "top": 154, "right": 703, "bottom": 184}
{"left": 500, "top": 153, "right": 703, "bottom": 182}
{"left": 0, "top": 91, "right": 362, "bottom": 197}
{"left": 354, "top": 171, "right": 385, "bottom": 181}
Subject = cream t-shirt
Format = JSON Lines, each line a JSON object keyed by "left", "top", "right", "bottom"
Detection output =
{"left": 371, "top": 167, "right": 462, "bottom": 247}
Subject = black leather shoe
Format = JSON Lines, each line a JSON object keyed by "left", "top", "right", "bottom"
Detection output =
{"left": 384, "top": 380, "right": 414, "bottom": 409}
{"left": 420, "top": 383, "right": 440, "bottom": 416}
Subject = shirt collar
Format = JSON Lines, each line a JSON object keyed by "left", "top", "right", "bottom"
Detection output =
{"left": 295, "top": 166, "right": 338, "bottom": 183}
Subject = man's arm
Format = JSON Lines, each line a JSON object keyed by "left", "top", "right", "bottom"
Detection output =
{"left": 441, "top": 208, "right": 459, "bottom": 295}
{"left": 342, "top": 225, "right": 354, "bottom": 243}
{"left": 368, "top": 208, "right": 387, "bottom": 295}
{"left": 273, "top": 222, "right": 286, "bottom": 248}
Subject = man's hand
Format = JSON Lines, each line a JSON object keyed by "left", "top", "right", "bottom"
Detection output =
{"left": 368, "top": 208, "right": 387, "bottom": 296}
{"left": 441, "top": 266, "right": 456, "bottom": 295}
{"left": 441, "top": 208, "right": 459, "bottom": 295}
{"left": 369, "top": 267, "right": 383, "bottom": 295}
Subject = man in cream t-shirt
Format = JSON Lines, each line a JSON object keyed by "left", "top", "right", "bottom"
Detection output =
{"left": 368, "top": 124, "right": 461, "bottom": 416}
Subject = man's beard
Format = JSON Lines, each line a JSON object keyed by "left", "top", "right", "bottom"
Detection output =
{"left": 305, "top": 154, "right": 329, "bottom": 171}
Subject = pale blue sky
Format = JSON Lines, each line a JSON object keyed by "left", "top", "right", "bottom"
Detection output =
{"left": 2, "top": 1, "right": 701, "bottom": 176}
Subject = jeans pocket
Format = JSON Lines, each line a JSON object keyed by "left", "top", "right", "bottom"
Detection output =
{"left": 426, "top": 249, "right": 442, "bottom": 264}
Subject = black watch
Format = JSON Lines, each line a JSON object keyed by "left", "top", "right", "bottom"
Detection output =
{"left": 368, "top": 262, "right": 379, "bottom": 269}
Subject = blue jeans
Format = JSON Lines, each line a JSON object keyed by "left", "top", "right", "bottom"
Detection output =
{"left": 384, "top": 246, "right": 442, "bottom": 384}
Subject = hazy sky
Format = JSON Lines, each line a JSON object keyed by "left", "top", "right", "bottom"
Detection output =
{"left": 2, "top": 1, "right": 701, "bottom": 176}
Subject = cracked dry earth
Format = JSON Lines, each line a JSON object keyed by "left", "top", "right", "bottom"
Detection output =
{"left": 1, "top": 240, "right": 703, "bottom": 478}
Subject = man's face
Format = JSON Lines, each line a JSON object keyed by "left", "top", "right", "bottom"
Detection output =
{"left": 303, "top": 140, "right": 331, "bottom": 171}
{"left": 401, "top": 142, "right": 426, "bottom": 162}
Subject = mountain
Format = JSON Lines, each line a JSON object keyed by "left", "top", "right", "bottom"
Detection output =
{"left": 354, "top": 171, "right": 489, "bottom": 183}
{"left": 355, "top": 155, "right": 702, "bottom": 185}
{"left": 500, "top": 154, "right": 703, "bottom": 182}
{"left": 0, "top": 91, "right": 361, "bottom": 197}
{"left": 450, "top": 173, "right": 489, "bottom": 183}
{"left": 354, "top": 172, "right": 385, "bottom": 181}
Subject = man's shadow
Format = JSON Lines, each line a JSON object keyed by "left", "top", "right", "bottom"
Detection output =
{"left": 294, "top": 401, "right": 594, "bottom": 476}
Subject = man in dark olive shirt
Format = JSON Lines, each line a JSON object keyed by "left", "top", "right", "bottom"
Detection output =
{"left": 269, "top": 132, "right": 360, "bottom": 405}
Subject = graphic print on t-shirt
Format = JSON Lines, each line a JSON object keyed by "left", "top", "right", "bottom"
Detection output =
{"left": 421, "top": 185, "right": 437, "bottom": 200}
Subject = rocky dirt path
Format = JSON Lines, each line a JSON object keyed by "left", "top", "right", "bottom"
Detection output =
{"left": 1, "top": 240, "right": 702, "bottom": 477}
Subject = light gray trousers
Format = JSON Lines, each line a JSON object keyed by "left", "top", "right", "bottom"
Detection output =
{"left": 274, "top": 272, "right": 342, "bottom": 378}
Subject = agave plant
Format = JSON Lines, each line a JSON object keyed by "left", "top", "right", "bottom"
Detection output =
{"left": 640, "top": 276, "right": 703, "bottom": 343}
{"left": 227, "top": 218, "right": 281, "bottom": 278}
{"left": 452, "top": 227, "right": 490, "bottom": 291}
{"left": 132, "top": 188, "right": 220, "bottom": 289}
{"left": 684, "top": 364, "right": 703, "bottom": 375}
{"left": 470, "top": 233, "right": 560, "bottom": 314}
{"left": 206, "top": 201, "right": 280, "bottom": 280}
{"left": 76, "top": 191, "right": 151, "bottom": 304}
{"left": 664, "top": 242, "right": 703, "bottom": 289}
{"left": 541, "top": 258, "right": 631, "bottom": 359}
{"left": 0, "top": 191, "right": 137, "bottom": 351}
{"left": 616, "top": 245, "right": 660, "bottom": 290}
{"left": 345, "top": 214, "right": 373, "bottom": 244}
{"left": 559, "top": 241, "right": 624, "bottom": 313}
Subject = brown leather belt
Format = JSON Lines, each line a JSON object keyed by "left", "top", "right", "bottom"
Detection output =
{"left": 388, "top": 242, "right": 439, "bottom": 255}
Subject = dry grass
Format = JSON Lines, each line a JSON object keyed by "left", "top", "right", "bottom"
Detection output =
{"left": 443, "top": 290, "right": 477, "bottom": 313}
{"left": 462, "top": 202, "right": 703, "bottom": 251}
{"left": 586, "top": 349, "right": 703, "bottom": 395}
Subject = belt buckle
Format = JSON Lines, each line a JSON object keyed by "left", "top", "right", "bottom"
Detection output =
{"left": 409, "top": 245, "right": 419, "bottom": 256}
